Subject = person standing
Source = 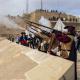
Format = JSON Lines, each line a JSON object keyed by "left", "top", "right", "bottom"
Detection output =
{"left": 28, "top": 34, "right": 35, "bottom": 49}
{"left": 19, "top": 32, "right": 29, "bottom": 46}
{"left": 77, "top": 35, "right": 80, "bottom": 52}
{"left": 54, "top": 26, "right": 77, "bottom": 80}
{"left": 48, "top": 33, "right": 59, "bottom": 56}
{"left": 15, "top": 34, "right": 20, "bottom": 44}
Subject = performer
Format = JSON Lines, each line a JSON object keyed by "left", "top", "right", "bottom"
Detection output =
{"left": 19, "top": 32, "right": 29, "bottom": 46}
{"left": 54, "top": 26, "right": 77, "bottom": 80}
{"left": 48, "top": 33, "right": 59, "bottom": 56}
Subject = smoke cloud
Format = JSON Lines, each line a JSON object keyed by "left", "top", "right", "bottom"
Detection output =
{"left": 0, "top": 16, "right": 25, "bottom": 30}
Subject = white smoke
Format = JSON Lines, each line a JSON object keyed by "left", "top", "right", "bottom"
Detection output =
{"left": 54, "top": 19, "right": 68, "bottom": 32}
{"left": 0, "top": 16, "right": 25, "bottom": 30}
{"left": 39, "top": 16, "right": 51, "bottom": 32}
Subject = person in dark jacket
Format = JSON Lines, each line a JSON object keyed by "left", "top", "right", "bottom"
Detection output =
{"left": 65, "top": 26, "right": 77, "bottom": 80}
{"left": 19, "top": 32, "right": 29, "bottom": 46}
{"left": 28, "top": 34, "right": 35, "bottom": 49}
{"left": 77, "top": 35, "right": 80, "bottom": 52}
{"left": 53, "top": 26, "right": 77, "bottom": 80}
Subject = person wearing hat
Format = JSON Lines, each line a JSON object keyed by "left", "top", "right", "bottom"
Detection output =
{"left": 64, "top": 26, "right": 77, "bottom": 61}
{"left": 48, "top": 33, "right": 59, "bottom": 56}
{"left": 54, "top": 26, "right": 77, "bottom": 80}
{"left": 19, "top": 32, "right": 29, "bottom": 46}
{"left": 53, "top": 26, "right": 76, "bottom": 59}
{"left": 65, "top": 26, "right": 77, "bottom": 80}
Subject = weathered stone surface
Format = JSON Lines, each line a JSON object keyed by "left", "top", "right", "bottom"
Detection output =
{"left": 26, "top": 56, "right": 74, "bottom": 80}
{"left": 0, "top": 38, "right": 75, "bottom": 80}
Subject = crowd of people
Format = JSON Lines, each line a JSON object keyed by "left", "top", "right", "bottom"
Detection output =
{"left": 15, "top": 32, "right": 48, "bottom": 52}
{"left": 35, "top": 9, "right": 78, "bottom": 22}
{"left": 14, "top": 26, "right": 80, "bottom": 56}
{"left": 8, "top": 25, "right": 80, "bottom": 80}
{"left": 7, "top": 26, "right": 80, "bottom": 60}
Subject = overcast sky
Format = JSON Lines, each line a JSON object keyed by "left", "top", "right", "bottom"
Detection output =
{"left": 0, "top": 0, "right": 80, "bottom": 16}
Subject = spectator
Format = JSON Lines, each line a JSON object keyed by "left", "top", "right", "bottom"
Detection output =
{"left": 15, "top": 34, "right": 20, "bottom": 44}
{"left": 19, "top": 32, "right": 29, "bottom": 46}
{"left": 28, "top": 34, "right": 35, "bottom": 49}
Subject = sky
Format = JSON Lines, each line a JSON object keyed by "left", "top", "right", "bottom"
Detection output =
{"left": 0, "top": 0, "right": 80, "bottom": 16}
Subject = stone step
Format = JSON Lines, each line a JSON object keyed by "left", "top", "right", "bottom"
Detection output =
{"left": 0, "top": 39, "right": 75, "bottom": 80}
{"left": 23, "top": 49, "right": 50, "bottom": 64}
